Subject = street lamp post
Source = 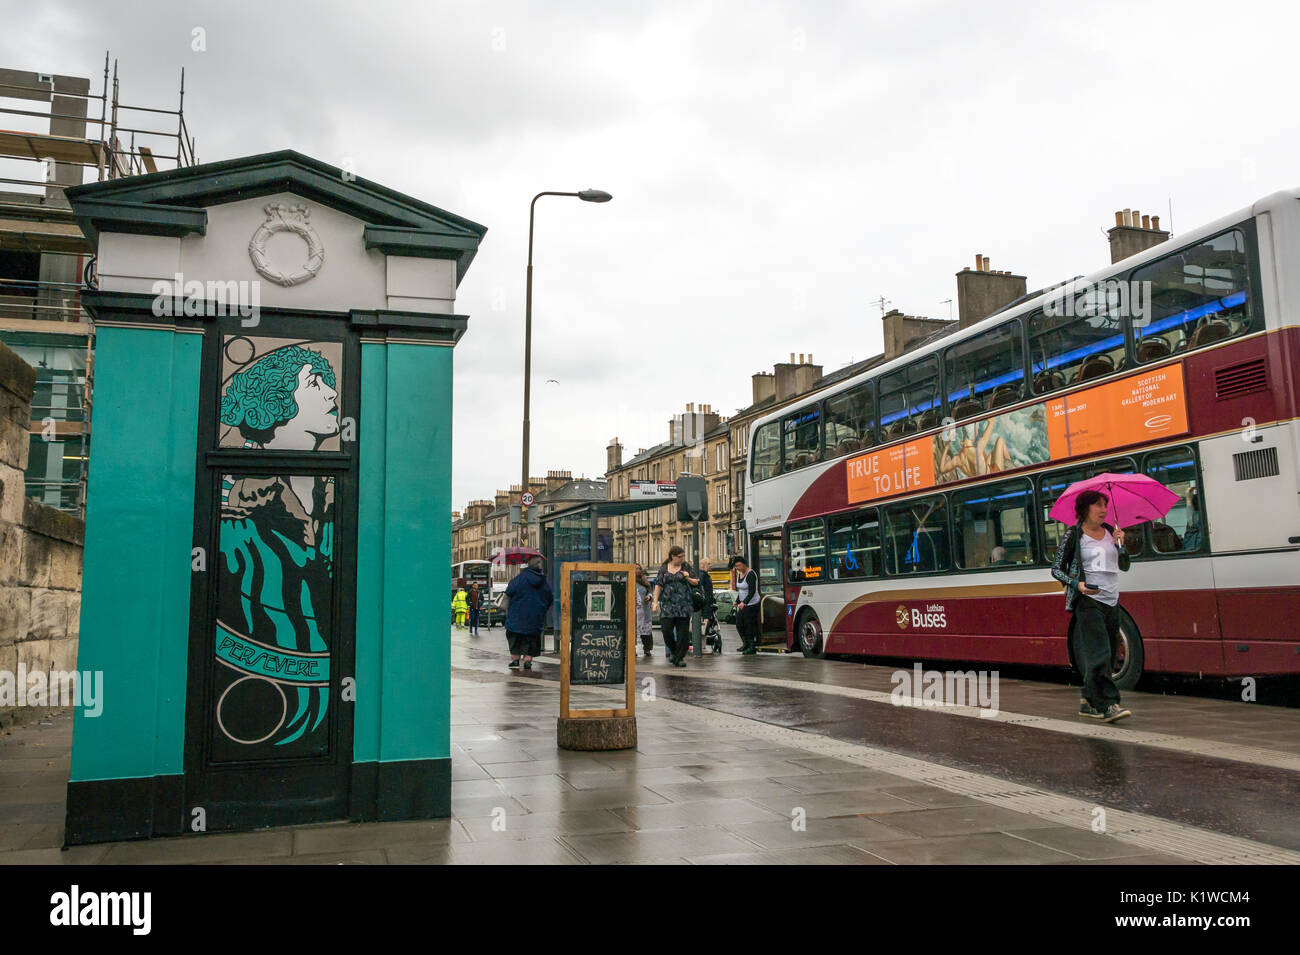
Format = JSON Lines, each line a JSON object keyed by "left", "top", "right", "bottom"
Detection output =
{"left": 519, "top": 189, "right": 612, "bottom": 545}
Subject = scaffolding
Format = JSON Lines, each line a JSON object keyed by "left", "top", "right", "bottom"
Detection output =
{"left": 0, "top": 53, "right": 198, "bottom": 515}
{"left": 0, "top": 52, "right": 197, "bottom": 194}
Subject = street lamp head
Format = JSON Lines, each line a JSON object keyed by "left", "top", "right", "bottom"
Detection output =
{"left": 577, "top": 189, "right": 613, "bottom": 203}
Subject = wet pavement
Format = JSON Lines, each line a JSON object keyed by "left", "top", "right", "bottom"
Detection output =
{"left": 457, "top": 624, "right": 1300, "bottom": 853}
{"left": 0, "top": 626, "right": 1295, "bottom": 864}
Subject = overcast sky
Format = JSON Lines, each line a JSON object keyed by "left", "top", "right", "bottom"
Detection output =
{"left": 4, "top": 0, "right": 1297, "bottom": 507}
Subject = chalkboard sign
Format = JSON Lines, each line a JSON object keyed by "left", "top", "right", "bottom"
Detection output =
{"left": 569, "top": 580, "right": 627, "bottom": 686}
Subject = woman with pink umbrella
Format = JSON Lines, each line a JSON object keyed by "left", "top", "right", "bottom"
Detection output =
{"left": 1049, "top": 472, "right": 1179, "bottom": 723}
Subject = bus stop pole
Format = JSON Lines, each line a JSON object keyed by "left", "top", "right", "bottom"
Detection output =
{"left": 691, "top": 517, "right": 703, "bottom": 656}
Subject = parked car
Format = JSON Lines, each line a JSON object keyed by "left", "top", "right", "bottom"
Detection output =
{"left": 478, "top": 595, "right": 505, "bottom": 630}
{"left": 714, "top": 589, "right": 737, "bottom": 623}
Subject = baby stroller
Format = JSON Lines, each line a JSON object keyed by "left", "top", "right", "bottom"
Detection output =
{"left": 704, "top": 605, "right": 721, "bottom": 653}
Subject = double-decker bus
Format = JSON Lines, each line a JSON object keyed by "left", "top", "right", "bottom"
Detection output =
{"left": 451, "top": 559, "right": 491, "bottom": 592}
{"left": 742, "top": 190, "right": 1300, "bottom": 687}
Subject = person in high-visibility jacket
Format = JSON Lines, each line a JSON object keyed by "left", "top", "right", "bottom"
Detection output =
{"left": 451, "top": 587, "right": 469, "bottom": 629}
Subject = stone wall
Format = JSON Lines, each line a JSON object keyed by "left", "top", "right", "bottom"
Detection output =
{"left": 0, "top": 339, "right": 84, "bottom": 727}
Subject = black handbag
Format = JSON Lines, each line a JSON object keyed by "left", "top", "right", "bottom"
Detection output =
{"left": 690, "top": 583, "right": 707, "bottom": 612}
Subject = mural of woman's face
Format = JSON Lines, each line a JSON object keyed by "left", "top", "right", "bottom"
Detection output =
{"left": 289, "top": 363, "right": 339, "bottom": 439}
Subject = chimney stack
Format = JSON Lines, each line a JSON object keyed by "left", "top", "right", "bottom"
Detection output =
{"left": 955, "top": 254, "right": 1027, "bottom": 329}
{"left": 1107, "top": 204, "right": 1171, "bottom": 263}
{"left": 606, "top": 437, "right": 623, "bottom": 473}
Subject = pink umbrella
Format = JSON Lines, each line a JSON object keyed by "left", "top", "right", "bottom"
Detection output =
{"left": 1048, "top": 472, "right": 1180, "bottom": 527}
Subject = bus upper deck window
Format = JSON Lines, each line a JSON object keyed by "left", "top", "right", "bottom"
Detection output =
{"left": 751, "top": 420, "right": 782, "bottom": 482}
{"left": 1132, "top": 229, "right": 1253, "bottom": 362}
{"left": 943, "top": 320, "right": 1025, "bottom": 422}
{"left": 1029, "top": 306, "right": 1125, "bottom": 395}
{"left": 782, "top": 404, "right": 822, "bottom": 471}
{"left": 879, "top": 356, "right": 939, "bottom": 441}
{"left": 824, "top": 383, "right": 874, "bottom": 458}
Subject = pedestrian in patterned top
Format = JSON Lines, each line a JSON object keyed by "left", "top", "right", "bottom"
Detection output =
{"left": 635, "top": 565, "right": 654, "bottom": 658}
{"left": 653, "top": 545, "right": 698, "bottom": 668}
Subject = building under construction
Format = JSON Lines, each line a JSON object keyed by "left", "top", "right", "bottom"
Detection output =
{"left": 0, "top": 54, "right": 198, "bottom": 513}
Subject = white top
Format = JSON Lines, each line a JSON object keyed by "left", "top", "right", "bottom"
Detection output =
{"left": 1079, "top": 530, "right": 1120, "bottom": 607}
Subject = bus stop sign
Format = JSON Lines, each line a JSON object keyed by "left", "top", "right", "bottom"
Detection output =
{"left": 676, "top": 475, "right": 706, "bottom": 523}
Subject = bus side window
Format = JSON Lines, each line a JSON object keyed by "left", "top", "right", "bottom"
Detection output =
{"left": 943, "top": 319, "right": 1026, "bottom": 423}
{"left": 953, "top": 478, "right": 1034, "bottom": 570}
{"left": 787, "top": 519, "right": 827, "bottom": 583}
{"left": 751, "top": 420, "right": 782, "bottom": 482}
{"left": 1132, "top": 229, "right": 1254, "bottom": 361}
{"left": 1029, "top": 306, "right": 1125, "bottom": 394}
{"left": 782, "top": 404, "right": 823, "bottom": 471}
{"left": 879, "top": 356, "right": 940, "bottom": 441}
{"left": 828, "top": 507, "right": 880, "bottom": 579}
{"left": 824, "top": 383, "right": 874, "bottom": 458}
{"left": 883, "top": 495, "right": 949, "bottom": 575}
{"left": 1143, "top": 447, "right": 1202, "bottom": 554}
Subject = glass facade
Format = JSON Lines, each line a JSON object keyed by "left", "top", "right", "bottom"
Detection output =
{"left": 0, "top": 331, "right": 90, "bottom": 512}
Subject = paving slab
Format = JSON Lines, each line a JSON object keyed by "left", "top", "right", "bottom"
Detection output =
{"left": 723, "top": 815, "right": 918, "bottom": 850}
{"left": 862, "top": 833, "right": 1078, "bottom": 865}
{"left": 561, "top": 826, "right": 759, "bottom": 864}
{"left": 688, "top": 844, "right": 890, "bottom": 865}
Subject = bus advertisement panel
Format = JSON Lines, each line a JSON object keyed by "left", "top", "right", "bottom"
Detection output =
{"left": 846, "top": 364, "right": 1188, "bottom": 505}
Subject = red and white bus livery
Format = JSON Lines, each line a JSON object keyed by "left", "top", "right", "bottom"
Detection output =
{"left": 743, "top": 191, "right": 1300, "bottom": 687}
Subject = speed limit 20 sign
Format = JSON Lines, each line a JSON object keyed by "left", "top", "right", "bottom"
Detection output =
{"left": 521, "top": 492, "right": 535, "bottom": 506}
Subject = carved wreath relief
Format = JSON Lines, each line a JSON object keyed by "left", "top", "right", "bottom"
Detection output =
{"left": 248, "top": 202, "right": 325, "bottom": 286}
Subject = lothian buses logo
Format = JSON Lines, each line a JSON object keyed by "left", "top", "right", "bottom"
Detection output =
{"left": 896, "top": 603, "right": 948, "bottom": 630}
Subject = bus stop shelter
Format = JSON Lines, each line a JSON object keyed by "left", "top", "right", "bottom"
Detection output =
{"left": 539, "top": 499, "right": 668, "bottom": 646}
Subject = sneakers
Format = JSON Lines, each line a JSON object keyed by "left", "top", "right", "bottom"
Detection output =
{"left": 1079, "top": 701, "right": 1104, "bottom": 719}
{"left": 1101, "top": 704, "right": 1132, "bottom": 723}
{"left": 508, "top": 659, "right": 520, "bottom": 670}
{"left": 523, "top": 661, "right": 532, "bottom": 671}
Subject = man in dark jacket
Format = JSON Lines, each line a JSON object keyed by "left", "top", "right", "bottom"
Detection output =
{"left": 504, "top": 556, "right": 554, "bottom": 671}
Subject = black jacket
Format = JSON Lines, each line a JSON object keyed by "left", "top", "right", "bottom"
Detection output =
{"left": 1051, "top": 522, "right": 1131, "bottom": 612}
{"left": 504, "top": 566, "right": 554, "bottom": 634}
{"left": 698, "top": 569, "right": 715, "bottom": 612}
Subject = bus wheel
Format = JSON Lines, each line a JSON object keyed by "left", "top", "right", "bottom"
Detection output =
{"left": 1112, "top": 608, "right": 1145, "bottom": 691}
{"left": 797, "top": 610, "right": 824, "bottom": 659}
{"left": 1069, "top": 608, "right": 1145, "bottom": 692}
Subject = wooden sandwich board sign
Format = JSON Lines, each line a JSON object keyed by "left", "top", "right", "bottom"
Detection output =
{"left": 558, "top": 562, "right": 637, "bottom": 750}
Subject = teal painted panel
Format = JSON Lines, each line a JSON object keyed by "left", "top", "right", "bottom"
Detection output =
{"left": 353, "top": 343, "right": 387, "bottom": 764}
{"left": 70, "top": 328, "right": 201, "bottom": 781}
{"left": 379, "top": 344, "right": 452, "bottom": 762}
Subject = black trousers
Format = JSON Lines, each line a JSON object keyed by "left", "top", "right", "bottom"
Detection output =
{"left": 1074, "top": 595, "right": 1121, "bottom": 708}
{"left": 662, "top": 616, "right": 691, "bottom": 660}
{"left": 737, "top": 604, "right": 760, "bottom": 647}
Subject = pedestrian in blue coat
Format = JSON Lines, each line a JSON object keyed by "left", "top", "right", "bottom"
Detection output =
{"left": 504, "top": 556, "right": 554, "bottom": 671}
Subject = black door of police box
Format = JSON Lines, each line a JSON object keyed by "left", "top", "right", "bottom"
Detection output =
{"left": 182, "top": 313, "right": 359, "bottom": 831}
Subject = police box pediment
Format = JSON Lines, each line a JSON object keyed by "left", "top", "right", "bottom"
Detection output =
{"left": 66, "top": 149, "right": 487, "bottom": 284}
